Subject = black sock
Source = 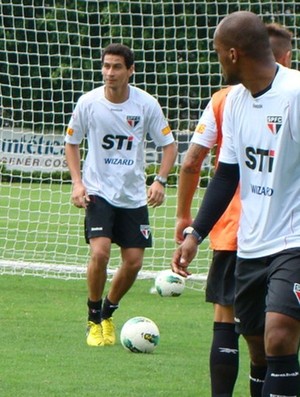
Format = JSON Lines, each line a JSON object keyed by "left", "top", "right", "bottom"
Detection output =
{"left": 101, "top": 296, "right": 119, "bottom": 320}
{"left": 250, "top": 363, "right": 267, "bottom": 397}
{"left": 262, "top": 354, "right": 300, "bottom": 396}
{"left": 87, "top": 298, "right": 102, "bottom": 324}
{"left": 210, "top": 322, "right": 239, "bottom": 397}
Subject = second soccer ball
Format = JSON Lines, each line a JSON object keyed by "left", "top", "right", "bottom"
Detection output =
{"left": 155, "top": 269, "right": 185, "bottom": 297}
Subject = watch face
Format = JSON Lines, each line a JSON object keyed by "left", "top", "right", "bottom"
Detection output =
{"left": 183, "top": 226, "right": 193, "bottom": 236}
{"left": 157, "top": 176, "right": 166, "bottom": 183}
{"left": 184, "top": 227, "right": 193, "bottom": 234}
{"left": 183, "top": 227, "right": 201, "bottom": 243}
{"left": 155, "top": 175, "right": 167, "bottom": 185}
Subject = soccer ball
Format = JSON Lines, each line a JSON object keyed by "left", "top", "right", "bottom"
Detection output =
{"left": 155, "top": 269, "right": 185, "bottom": 297}
{"left": 120, "top": 316, "right": 160, "bottom": 353}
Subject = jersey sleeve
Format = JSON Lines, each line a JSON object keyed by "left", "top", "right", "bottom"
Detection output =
{"left": 191, "top": 99, "right": 217, "bottom": 149}
{"left": 289, "top": 89, "right": 300, "bottom": 144}
{"left": 146, "top": 100, "right": 174, "bottom": 147}
{"left": 64, "top": 95, "right": 87, "bottom": 145}
{"left": 218, "top": 93, "right": 238, "bottom": 164}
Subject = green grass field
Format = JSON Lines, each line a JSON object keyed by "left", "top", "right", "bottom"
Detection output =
{"left": 0, "top": 275, "right": 250, "bottom": 396}
{"left": 1, "top": 182, "right": 251, "bottom": 395}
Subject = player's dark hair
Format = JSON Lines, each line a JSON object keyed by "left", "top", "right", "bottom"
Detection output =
{"left": 266, "top": 22, "right": 293, "bottom": 43}
{"left": 266, "top": 22, "right": 293, "bottom": 59}
{"left": 101, "top": 44, "right": 134, "bottom": 69}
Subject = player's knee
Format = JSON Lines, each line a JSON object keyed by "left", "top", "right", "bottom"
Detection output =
{"left": 131, "top": 260, "right": 143, "bottom": 273}
{"left": 123, "top": 259, "right": 142, "bottom": 274}
{"left": 90, "top": 248, "right": 110, "bottom": 267}
{"left": 265, "top": 313, "right": 300, "bottom": 355}
{"left": 265, "top": 326, "right": 299, "bottom": 356}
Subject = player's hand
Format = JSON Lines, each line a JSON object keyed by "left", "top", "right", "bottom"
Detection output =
{"left": 171, "top": 235, "right": 199, "bottom": 277}
{"left": 71, "top": 181, "right": 90, "bottom": 209}
{"left": 175, "top": 217, "right": 193, "bottom": 244}
{"left": 147, "top": 182, "right": 165, "bottom": 208}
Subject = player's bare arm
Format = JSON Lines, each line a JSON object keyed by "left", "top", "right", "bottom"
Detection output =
{"left": 175, "top": 143, "right": 209, "bottom": 244}
{"left": 147, "top": 141, "right": 177, "bottom": 208}
{"left": 65, "top": 143, "right": 90, "bottom": 209}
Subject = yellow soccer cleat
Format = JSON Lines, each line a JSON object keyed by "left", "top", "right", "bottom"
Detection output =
{"left": 101, "top": 317, "right": 116, "bottom": 345}
{"left": 86, "top": 321, "right": 104, "bottom": 346}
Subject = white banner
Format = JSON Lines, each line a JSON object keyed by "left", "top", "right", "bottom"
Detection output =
{"left": 0, "top": 128, "right": 67, "bottom": 172}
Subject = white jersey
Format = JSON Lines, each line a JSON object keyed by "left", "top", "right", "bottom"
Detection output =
{"left": 191, "top": 99, "right": 217, "bottom": 149}
{"left": 220, "top": 65, "right": 300, "bottom": 258}
{"left": 65, "top": 85, "right": 174, "bottom": 208}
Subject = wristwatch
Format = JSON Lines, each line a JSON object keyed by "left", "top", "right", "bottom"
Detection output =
{"left": 183, "top": 226, "right": 202, "bottom": 244}
{"left": 154, "top": 175, "right": 167, "bottom": 187}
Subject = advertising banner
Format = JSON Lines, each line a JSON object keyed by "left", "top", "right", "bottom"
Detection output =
{"left": 0, "top": 128, "right": 195, "bottom": 172}
{"left": 0, "top": 129, "right": 67, "bottom": 172}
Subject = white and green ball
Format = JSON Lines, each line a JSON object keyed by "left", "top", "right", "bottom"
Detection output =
{"left": 155, "top": 269, "right": 185, "bottom": 297}
{"left": 120, "top": 316, "right": 160, "bottom": 353}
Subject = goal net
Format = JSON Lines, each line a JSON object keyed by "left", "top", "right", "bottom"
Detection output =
{"left": 1, "top": 1, "right": 299, "bottom": 288}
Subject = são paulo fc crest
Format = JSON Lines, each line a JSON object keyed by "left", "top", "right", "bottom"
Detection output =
{"left": 127, "top": 115, "right": 140, "bottom": 128}
{"left": 140, "top": 225, "right": 151, "bottom": 239}
{"left": 293, "top": 283, "right": 300, "bottom": 305}
{"left": 267, "top": 115, "right": 282, "bottom": 135}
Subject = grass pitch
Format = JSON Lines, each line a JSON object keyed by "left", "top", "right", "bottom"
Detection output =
{"left": 0, "top": 275, "right": 249, "bottom": 397}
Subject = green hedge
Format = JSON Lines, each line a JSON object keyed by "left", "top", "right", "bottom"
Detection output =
{"left": 1, "top": 163, "right": 211, "bottom": 187}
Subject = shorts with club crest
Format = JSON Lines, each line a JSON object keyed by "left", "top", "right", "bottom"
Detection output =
{"left": 84, "top": 195, "right": 152, "bottom": 248}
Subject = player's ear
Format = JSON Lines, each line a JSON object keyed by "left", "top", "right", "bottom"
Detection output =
{"left": 129, "top": 64, "right": 135, "bottom": 77}
{"left": 229, "top": 48, "right": 238, "bottom": 63}
{"left": 284, "top": 50, "right": 292, "bottom": 68}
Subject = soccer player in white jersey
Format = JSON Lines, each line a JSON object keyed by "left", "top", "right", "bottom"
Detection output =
{"left": 65, "top": 43, "right": 177, "bottom": 347}
{"left": 175, "top": 23, "right": 293, "bottom": 397}
{"left": 172, "top": 11, "right": 300, "bottom": 397}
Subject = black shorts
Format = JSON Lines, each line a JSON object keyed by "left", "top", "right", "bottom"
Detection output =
{"left": 235, "top": 247, "right": 300, "bottom": 336}
{"left": 84, "top": 195, "right": 152, "bottom": 248}
{"left": 205, "top": 250, "right": 237, "bottom": 305}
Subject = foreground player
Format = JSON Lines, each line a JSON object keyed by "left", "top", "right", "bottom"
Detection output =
{"left": 173, "top": 11, "right": 300, "bottom": 396}
{"left": 65, "top": 43, "right": 177, "bottom": 346}
{"left": 175, "top": 22, "right": 293, "bottom": 397}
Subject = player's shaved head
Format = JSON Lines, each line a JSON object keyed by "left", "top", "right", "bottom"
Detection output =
{"left": 213, "top": 11, "right": 278, "bottom": 92}
{"left": 214, "top": 11, "right": 273, "bottom": 60}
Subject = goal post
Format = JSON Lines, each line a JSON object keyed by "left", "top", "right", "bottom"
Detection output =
{"left": 0, "top": 1, "right": 299, "bottom": 289}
